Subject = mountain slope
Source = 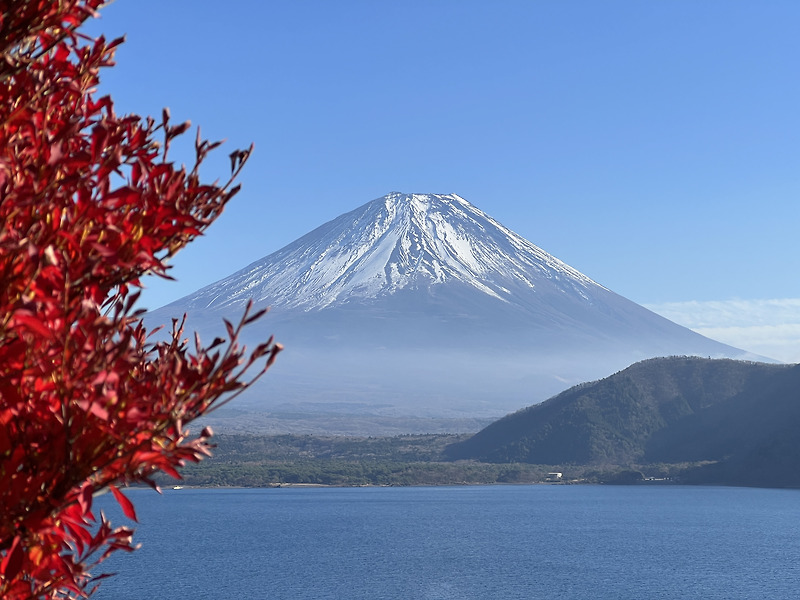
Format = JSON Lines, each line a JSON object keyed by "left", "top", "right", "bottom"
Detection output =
{"left": 147, "top": 192, "right": 767, "bottom": 430}
{"left": 444, "top": 357, "right": 800, "bottom": 484}
{"left": 180, "top": 192, "right": 601, "bottom": 313}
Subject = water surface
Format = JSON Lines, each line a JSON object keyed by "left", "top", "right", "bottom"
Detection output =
{"left": 94, "top": 485, "right": 800, "bottom": 599}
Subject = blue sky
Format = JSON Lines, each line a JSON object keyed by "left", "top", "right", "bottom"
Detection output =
{"left": 82, "top": 1, "right": 800, "bottom": 361}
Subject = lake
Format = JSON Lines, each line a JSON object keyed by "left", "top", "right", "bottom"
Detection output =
{"left": 93, "top": 485, "right": 800, "bottom": 599}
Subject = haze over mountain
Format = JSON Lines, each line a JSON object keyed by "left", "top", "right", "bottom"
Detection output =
{"left": 147, "top": 192, "right": 766, "bottom": 432}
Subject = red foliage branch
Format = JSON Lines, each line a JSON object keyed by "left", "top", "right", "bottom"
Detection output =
{"left": 0, "top": 2, "right": 281, "bottom": 597}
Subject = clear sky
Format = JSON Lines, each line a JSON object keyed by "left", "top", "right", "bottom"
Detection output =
{"left": 81, "top": 1, "right": 800, "bottom": 362}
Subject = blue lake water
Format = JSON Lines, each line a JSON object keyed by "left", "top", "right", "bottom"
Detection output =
{"left": 93, "top": 485, "right": 800, "bottom": 599}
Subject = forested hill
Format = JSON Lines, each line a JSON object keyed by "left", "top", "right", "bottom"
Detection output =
{"left": 445, "top": 357, "right": 800, "bottom": 487}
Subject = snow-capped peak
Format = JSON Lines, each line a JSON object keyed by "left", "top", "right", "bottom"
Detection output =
{"left": 180, "top": 192, "right": 605, "bottom": 312}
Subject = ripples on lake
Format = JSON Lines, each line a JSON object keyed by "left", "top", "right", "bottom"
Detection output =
{"left": 94, "top": 485, "right": 800, "bottom": 599}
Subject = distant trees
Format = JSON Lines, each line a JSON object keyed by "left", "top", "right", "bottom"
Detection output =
{"left": 170, "top": 433, "right": 561, "bottom": 487}
{"left": 0, "top": 2, "right": 280, "bottom": 597}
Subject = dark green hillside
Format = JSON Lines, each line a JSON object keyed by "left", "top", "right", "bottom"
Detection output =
{"left": 649, "top": 362, "right": 800, "bottom": 487}
{"left": 444, "top": 357, "right": 799, "bottom": 475}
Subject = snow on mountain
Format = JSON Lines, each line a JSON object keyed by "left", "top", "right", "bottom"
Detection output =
{"left": 182, "top": 192, "right": 599, "bottom": 312}
{"left": 148, "top": 192, "right": 769, "bottom": 434}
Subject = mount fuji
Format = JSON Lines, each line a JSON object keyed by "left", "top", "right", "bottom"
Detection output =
{"left": 147, "top": 192, "right": 765, "bottom": 433}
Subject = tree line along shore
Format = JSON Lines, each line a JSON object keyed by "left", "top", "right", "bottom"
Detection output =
{"left": 163, "top": 433, "right": 709, "bottom": 488}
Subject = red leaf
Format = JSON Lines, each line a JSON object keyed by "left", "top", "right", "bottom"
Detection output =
{"left": 78, "top": 484, "right": 93, "bottom": 516}
{"left": 9, "top": 310, "right": 52, "bottom": 339}
{"left": 1, "top": 536, "right": 24, "bottom": 580}
{"left": 110, "top": 486, "right": 138, "bottom": 522}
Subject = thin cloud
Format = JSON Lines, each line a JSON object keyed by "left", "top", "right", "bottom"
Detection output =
{"left": 645, "top": 299, "right": 800, "bottom": 364}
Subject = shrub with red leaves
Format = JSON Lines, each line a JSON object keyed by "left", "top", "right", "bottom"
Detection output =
{"left": 0, "top": 2, "right": 281, "bottom": 597}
